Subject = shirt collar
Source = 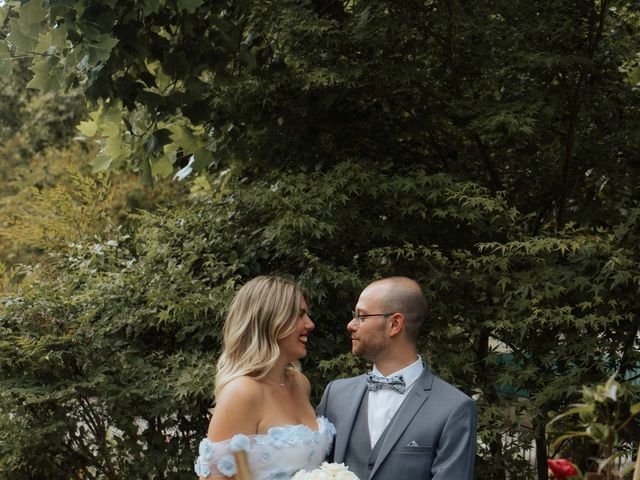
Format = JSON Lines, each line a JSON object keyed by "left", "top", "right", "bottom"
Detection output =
{"left": 372, "top": 356, "right": 424, "bottom": 388}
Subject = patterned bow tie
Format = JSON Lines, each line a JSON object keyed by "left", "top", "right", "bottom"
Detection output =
{"left": 366, "top": 373, "right": 406, "bottom": 394}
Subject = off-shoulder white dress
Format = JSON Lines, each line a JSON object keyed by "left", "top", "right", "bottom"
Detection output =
{"left": 194, "top": 417, "right": 335, "bottom": 479}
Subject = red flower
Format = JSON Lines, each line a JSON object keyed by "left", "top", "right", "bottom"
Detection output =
{"left": 548, "top": 459, "right": 578, "bottom": 480}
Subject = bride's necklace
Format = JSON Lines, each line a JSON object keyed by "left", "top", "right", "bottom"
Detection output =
{"left": 266, "top": 374, "right": 286, "bottom": 387}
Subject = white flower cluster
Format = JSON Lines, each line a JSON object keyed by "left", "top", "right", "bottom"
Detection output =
{"left": 291, "top": 462, "right": 360, "bottom": 480}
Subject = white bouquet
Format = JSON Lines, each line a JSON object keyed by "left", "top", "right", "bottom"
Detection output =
{"left": 291, "top": 462, "right": 360, "bottom": 480}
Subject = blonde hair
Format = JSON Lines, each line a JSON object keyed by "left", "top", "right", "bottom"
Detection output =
{"left": 214, "top": 276, "right": 306, "bottom": 398}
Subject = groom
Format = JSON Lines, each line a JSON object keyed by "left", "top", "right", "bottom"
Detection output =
{"left": 317, "top": 277, "right": 477, "bottom": 480}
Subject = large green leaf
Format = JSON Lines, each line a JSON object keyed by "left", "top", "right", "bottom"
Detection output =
{"left": 0, "top": 41, "right": 11, "bottom": 66}
{"left": 77, "top": 118, "right": 98, "bottom": 137}
{"left": 34, "top": 31, "right": 52, "bottom": 54}
{"left": 90, "top": 152, "right": 113, "bottom": 172}
{"left": 7, "top": 19, "right": 39, "bottom": 52}
{"left": 26, "top": 57, "right": 61, "bottom": 92}
{"left": 168, "top": 124, "right": 201, "bottom": 153}
{"left": 87, "top": 34, "right": 119, "bottom": 65}
{"left": 51, "top": 23, "right": 68, "bottom": 51}
{"left": 17, "top": 0, "right": 47, "bottom": 34}
{"left": 151, "top": 155, "right": 174, "bottom": 178}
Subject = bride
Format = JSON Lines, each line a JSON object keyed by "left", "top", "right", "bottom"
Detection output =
{"left": 195, "top": 276, "right": 336, "bottom": 479}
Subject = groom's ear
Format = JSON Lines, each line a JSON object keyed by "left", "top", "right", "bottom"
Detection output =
{"left": 387, "top": 313, "right": 405, "bottom": 338}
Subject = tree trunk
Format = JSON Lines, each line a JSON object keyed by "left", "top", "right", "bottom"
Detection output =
{"left": 535, "top": 432, "right": 548, "bottom": 480}
{"left": 476, "top": 328, "right": 507, "bottom": 480}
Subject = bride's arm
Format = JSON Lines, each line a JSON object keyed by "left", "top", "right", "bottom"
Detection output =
{"left": 199, "top": 377, "right": 263, "bottom": 479}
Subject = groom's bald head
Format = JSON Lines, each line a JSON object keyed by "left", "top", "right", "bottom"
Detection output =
{"left": 364, "top": 277, "right": 427, "bottom": 343}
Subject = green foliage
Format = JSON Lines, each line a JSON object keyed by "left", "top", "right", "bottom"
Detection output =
{"left": 0, "top": 54, "right": 85, "bottom": 154}
{"left": 0, "top": 50, "right": 186, "bottom": 269}
{"left": 0, "top": 145, "right": 185, "bottom": 270}
{"left": 1, "top": 177, "right": 207, "bottom": 479}
{"left": 1, "top": 0, "right": 638, "bottom": 230}
{"left": 548, "top": 375, "right": 640, "bottom": 477}
{"left": 1, "top": 0, "right": 640, "bottom": 479}
{"left": 3, "top": 160, "right": 640, "bottom": 478}
{"left": 0, "top": 163, "right": 513, "bottom": 478}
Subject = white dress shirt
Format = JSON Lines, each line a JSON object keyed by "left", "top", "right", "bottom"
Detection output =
{"left": 367, "top": 357, "right": 424, "bottom": 447}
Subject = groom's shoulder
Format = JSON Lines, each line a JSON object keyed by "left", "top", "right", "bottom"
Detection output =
{"left": 327, "top": 373, "right": 366, "bottom": 391}
{"left": 429, "top": 371, "right": 475, "bottom": 406}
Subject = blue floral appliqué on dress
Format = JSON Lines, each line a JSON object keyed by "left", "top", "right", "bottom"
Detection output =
{"left": 193, "top": 417, "right": 335, "bottom": 479}
{"left": 216, "top": 455, "right": 236, "bottom": 477}
{"left": 229, "top": 434, "right": 250, "bottom": 452}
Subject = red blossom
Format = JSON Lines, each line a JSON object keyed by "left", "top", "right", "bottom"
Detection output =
{"left": 547, "top": 459, "right": 578, "bottom": 480}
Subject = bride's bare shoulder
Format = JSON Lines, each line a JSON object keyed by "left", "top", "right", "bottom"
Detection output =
{"left": 216, "top": 376, "right": 264, "bottom": 406}
{"left": 208, "top": 377, "right": 265, "bottom": 440}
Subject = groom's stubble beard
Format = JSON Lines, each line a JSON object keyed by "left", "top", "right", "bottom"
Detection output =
{"left": 352, "top": 322, "right": 389, "bottom": 363}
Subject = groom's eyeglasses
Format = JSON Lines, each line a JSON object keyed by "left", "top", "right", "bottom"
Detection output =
{"left": 351, "top": 311, "right": 395, "bottom": 325}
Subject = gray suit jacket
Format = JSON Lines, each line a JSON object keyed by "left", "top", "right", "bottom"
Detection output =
{"left": 316, "top": 367, "right": 477, "bottom": 480}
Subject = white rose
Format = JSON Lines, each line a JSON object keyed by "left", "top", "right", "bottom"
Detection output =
{"left": 335, "top": 472, "right": 359, "bottom": 480}
{"left": 306, "top": 470, "right": 331, "bottom": 480}
{"left": 320, "top": 462, "right": 349, "bottom": 475}
{"left": 291, "top": 470, "right": 309, "bottom": 480}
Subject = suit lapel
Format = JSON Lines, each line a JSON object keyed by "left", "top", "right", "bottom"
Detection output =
{"left": 370, "top": 367, "right": 434, "bottom": 478}
{"left": 335, "top": 377, "right": 368, "bottom": 463}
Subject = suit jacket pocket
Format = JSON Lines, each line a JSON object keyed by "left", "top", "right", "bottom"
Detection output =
{"left": 378, "top": 445, "right": 435, "bottom": 478}
{"left": 394, "top": 445, "right": 434, "bottom": 454}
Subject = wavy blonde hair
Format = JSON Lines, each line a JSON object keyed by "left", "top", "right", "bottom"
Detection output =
{"left": 214, "top": 275, "right": 306, "bottom": 398}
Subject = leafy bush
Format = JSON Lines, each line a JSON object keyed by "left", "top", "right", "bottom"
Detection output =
{"left": 2, "top": 164, "right": 640, "bottom": 478}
